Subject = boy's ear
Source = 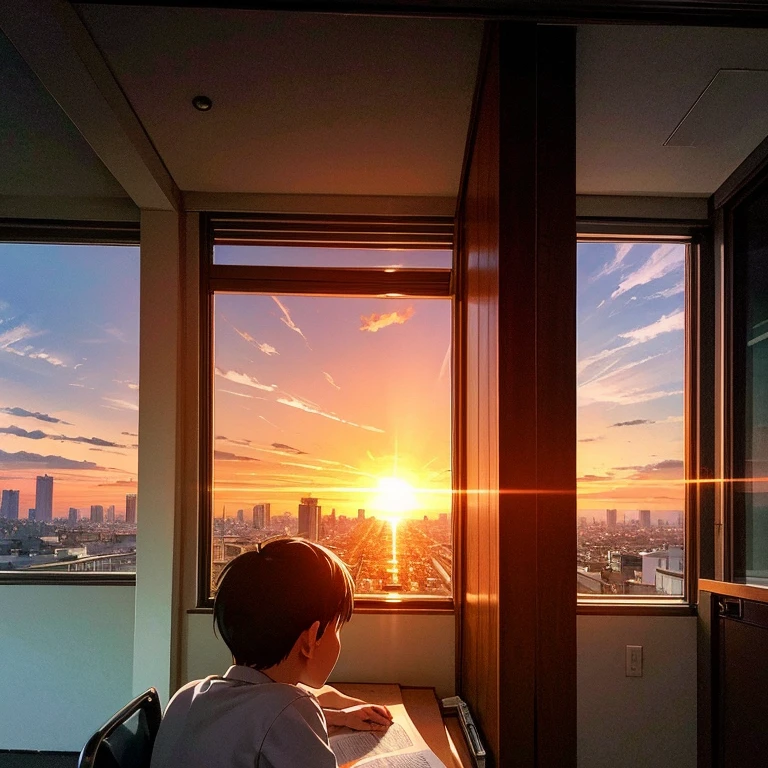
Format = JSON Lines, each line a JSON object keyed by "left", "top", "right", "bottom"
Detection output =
{"left": 299, "top": 620, "right": 321, "bottom": 660}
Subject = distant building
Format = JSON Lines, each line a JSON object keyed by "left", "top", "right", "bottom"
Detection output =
{"left": 357, "top": 508, "right": 365, "bottom": 521}
{"left": 68, "top": 507, "right": 78, "bottom": 524}
{"left": 125, "top": 494, "right": 137, "bottom": 524}
{"left": 298, "top": 498, "right": 321, "bottom": 540}
{"left": 639, "top": 509, "right": 651, "bottom": 528}
{"left": 91, "top": 505, "right": 104, "bottom": 523}
{"left": 606, "top": 508, "right": 617, "bottom": 529}
{"left": 35, "top": 475, "right": 53, "bottom": 521}
{"left": 1, "top": 489, "right": 20, "bottom": 520}
{"left": 106, "top": 505, "right": 115, "bottom": 523}
{"left": 252, "top": 503, "right": 271, "bottom": 529}
{"left": 237, "top": 509, "right": 244, "bottom": 523}
{"left": 578, "top": 516, "right": 587, "bottom": 528}
{"left": 439, "top": 512, "right": 449, "bottom": 523}
{"left": 641, "top": 546, "right": 684, "bottom": 586}
{"left": 28, "top": 509, "right": 36, "bottom": 521}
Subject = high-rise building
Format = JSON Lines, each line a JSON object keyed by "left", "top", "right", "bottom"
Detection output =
{"left": 237, "top": 508, "right": 244, "bottom": 523}
{"left": 28, "top": 509, "right": 36, "bottom": 521}
{"left": 106, "top": 505, "right": 115, "bottom": 523}
{"left": 578, "top": 516, "right": 588, "bottom": 528}
{"left": 91, "top": 505, "right": 104, "bottom": 523}
{"left": 252, "top": 503, "right": 271, "bottom": 529}
{"left": 606, "top": 508, "right": 617, "bottom": 529}
{"left": 298, "top": 497, "right": 321, "bottom": 540}
{"left": 357, "top": 508, "right": 365, "bottom": 521}
{"left": 639, "top": 509, "right": 651, "bottom": 528}
{"left": 35, "top": 475, "right": 53, "bottom": 521}
{"left": 125, "top": 494, "right": 137, "bottom": 524}
{"left": 1, "top": 489, "right": 20, "bottom": 519}
{"left": 68, "top": 507, "right": 78, "bottom": 524}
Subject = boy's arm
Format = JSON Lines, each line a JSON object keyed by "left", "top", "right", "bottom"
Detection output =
{"left": 299, "top": 684, "right": 393, "bottom": 731}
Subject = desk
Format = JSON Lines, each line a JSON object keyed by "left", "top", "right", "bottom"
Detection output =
{"left": 333, "top": 683, "right": 473, "bottom": 768}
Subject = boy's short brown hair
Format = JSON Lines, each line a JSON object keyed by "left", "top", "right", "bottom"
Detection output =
{"left": 213, "top": 537, "right": 355, "bottom": 669}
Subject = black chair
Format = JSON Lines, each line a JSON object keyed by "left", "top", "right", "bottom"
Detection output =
{"left": 78, "top": 688, "right": 162, "bottom": 768}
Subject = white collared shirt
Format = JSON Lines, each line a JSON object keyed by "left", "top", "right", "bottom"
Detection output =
{"left": 150, "top": 665, "right": 337, "bottom": 768}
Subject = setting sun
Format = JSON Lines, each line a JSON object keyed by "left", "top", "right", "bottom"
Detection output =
{"left": 373, "top": 477, "right": 417, "bottom": 518}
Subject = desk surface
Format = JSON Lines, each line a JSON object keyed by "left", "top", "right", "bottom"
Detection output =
{"left": 333, "top": 683, "right": 473, "bottom": 768}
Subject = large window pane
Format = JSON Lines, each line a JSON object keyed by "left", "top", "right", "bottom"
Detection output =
{"left": 211, "top": 293, "right": 452, "bottom": 599}
{"left": 577, "top": 241, "right": 686, "bottom": 597}
{"left": 0, "top": 243, "right": 139, "bottom": 574}
{"left": 733, "top": 183, "right": 768, "bottom": 583}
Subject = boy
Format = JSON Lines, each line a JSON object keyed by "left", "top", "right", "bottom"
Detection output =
{"left": 151, "top": 537, "right": 392, "bottom": 767}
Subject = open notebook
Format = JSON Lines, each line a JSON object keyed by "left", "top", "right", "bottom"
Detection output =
{"left": 329, "top": 703, "right": 447, "bottom": 768}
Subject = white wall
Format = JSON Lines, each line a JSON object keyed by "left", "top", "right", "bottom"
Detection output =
{"left": 577, "top": 615, "right": 697, "bottom": 768}
{"left": 183, "top": 612, "right": 456, "bottom": 700}
{"left": 0, "top": 585, "right": 135, "bottom": 752}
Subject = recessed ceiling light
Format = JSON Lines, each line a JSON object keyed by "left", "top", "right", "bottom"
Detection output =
{"left": 192, "top": 95, "right": 213, "bottom": 112}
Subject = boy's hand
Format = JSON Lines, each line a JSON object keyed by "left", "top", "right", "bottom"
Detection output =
{"left": 324, "top": 703, "right": 393, "bottom": 731}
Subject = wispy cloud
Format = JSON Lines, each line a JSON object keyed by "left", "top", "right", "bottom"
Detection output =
{"left": 619, "top": 310, "right": 685, "bottom": 343}
{"left": 276, "top": 393, "right": 384, "bottom": 433}
{"left": 102, "top": 398, "right": 139, "bottom": 411}
{"left": 611, "top": 243, "right": 684, "bottom": 299}
{"left": 272, "top": 442, "right": 306, "bottom": 455}
{"left": 0, "top": 406, "right": 71, "bottom": 425}
{"left": 113, "top": 379, "right": 139, "bottom": 391}
{"left": 214, "top": 450, "right": 261, "bottom": 462}
{"left": 610, "top": 419, "right": 655, "bottom": 427}
{"left": 323, "top": 372, "right": 341, "bottom": 390}
{"left": 272, "top": 296, "right": 310, "bottom": 347}
{"left": 220, "top": 389, "right": 254, "bottom": 399}
{"left": 578, "top": 437, "right": 603, "bottom": 443}
{"left": 0, "top": 424, "right": 127, "bottom": 448}
{"left": 215, "top": 367, "right": 276, "bottom": 392}
{"left": 0, "top": 325, "right": 65, "bottom": 366}
{"left": 0, "top": 449, "right": 101, "bottom": 470}
{"left": 360, "top": 307, "right": 415, "bottom": 333}
{"left": 592, "top": 243, "right": 634, "bottom": 281}
{"left": 225, "top": 316, "right": 279, "bottom": 356}
{"left": 650, "top": 280, "right": 685, "bottom": 300}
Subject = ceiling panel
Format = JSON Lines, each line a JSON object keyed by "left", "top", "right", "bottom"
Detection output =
{"left": 77, "top": 6, "right": 483, "bottom": 197}
{"left": 0, "top": 29, "right": 129, "bottom": 200}
{"left": 577, "top": 25, "right": 768, "bottom": 196}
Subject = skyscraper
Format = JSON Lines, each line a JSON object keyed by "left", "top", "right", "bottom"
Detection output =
{"left": 91, "top": 505, "right": 104, "bottom": 523}
{"left": 125, "top": 494, "right": 137, "bottom": 524}
{"left": 252, "top": 503, "right": 271, "bottom": 529}
{"left": 68, "top": 507, "right": 78, "bottom": 524}
{"left": 237, "top": 509, "right": 244, "bottom": 523}
{"left": 35, "top": 475, "right": 53, "bottom": 521}
{"left": 1, "top": 489, "right": 20, "bottom": 520}
{"left": 606, "top": 508, "right": 617, "bottom": 529}
{"left": 298, "top": 497, "right": 321, "bottom": 541}
{"left": 639, "top": 509, "right": 651, "bottom": 529}
{"left": 357, "top": 508, "right": 366, "bottom": 521}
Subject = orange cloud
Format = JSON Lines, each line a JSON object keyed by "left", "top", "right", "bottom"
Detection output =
{"left": 360, "top": 306, "right": 415, "bottom": 333}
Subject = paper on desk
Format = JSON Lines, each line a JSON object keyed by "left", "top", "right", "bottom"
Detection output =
{"left": 329, "top": 703, "right": 447, "bottom": 768}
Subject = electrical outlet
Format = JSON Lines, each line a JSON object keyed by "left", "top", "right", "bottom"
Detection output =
{"left": 626, "top": 645, "right": 643, "bottom": 677}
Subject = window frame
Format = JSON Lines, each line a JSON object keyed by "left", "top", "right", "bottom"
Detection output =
{"left": 196, "top": 213, "right": 457, "bottom": 612}
{"left": 0, "top": 218, "right": 140, "bottom": 587}
{"left": 575, "top": 224, "right": 710, "bottom": 615}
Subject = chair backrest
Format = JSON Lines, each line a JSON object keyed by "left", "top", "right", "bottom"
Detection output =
{"left": 78, "top": 688, "right": 162, "bottom": 768}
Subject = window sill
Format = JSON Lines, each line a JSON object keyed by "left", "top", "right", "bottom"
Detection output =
{"left": 578, "top": 600, "right": 695, "bottom": 616}
{"left": 190, "top": 597, "right": 454, "bottom": 616}
{"left": 0, "top": 572, "right": 136, "bottom": 586}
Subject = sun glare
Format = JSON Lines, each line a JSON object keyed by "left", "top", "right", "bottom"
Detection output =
{"left": 373, "top": 476, "right": 417, "bottom": 518}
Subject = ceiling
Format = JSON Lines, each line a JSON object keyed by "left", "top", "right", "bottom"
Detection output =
{"left": 77, "top": 6, "right": 483, "bottom": 198}
{"left": 0, "top": 29, "right": 128, "bottom": 200}
{"left": 2, "top": 7, "right": 768, "bottom": 209}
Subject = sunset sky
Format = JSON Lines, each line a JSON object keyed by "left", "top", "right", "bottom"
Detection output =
{"left": 0, "top": 240, "right": 685, "bottom": 523}
{"left": 577, "top": 241, "right": 685, "bottom": 519}
{"left": 0, "top": 243, "right": 139, "bottom": 517}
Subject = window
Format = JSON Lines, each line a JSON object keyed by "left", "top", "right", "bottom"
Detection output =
{"left": 576, "top": 239, "right": 687, "bottom": 600}
{"left": 0, "top": 237, "right": 139, "bottom": 576}
{"left": 731, "top": 182, "right": 768, "bottom": 584}
{"left": 201, "top": 215, "right": 454, "bottom": 606}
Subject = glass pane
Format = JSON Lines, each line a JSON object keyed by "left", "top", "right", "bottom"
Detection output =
{"left": 0, "top": 243, "right": 139, "bottom": 574}
{"left": 211, "top": 294, "right": 452, "bottom": 599}
{"left": 214, "top": 245, "right": 451, "bottom": 269}
{"left": 576, "top": 241, "right": 686, "bottom": 597}
{"left": 733, "top": 183, "right": 768, "bottom": 584}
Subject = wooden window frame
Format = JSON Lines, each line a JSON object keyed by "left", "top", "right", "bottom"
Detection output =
{"left": 575, "top": 226, "right": 709, "bottom": 616}
{"left": 196, "top": 213, "right": 457, "bottom": 613}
